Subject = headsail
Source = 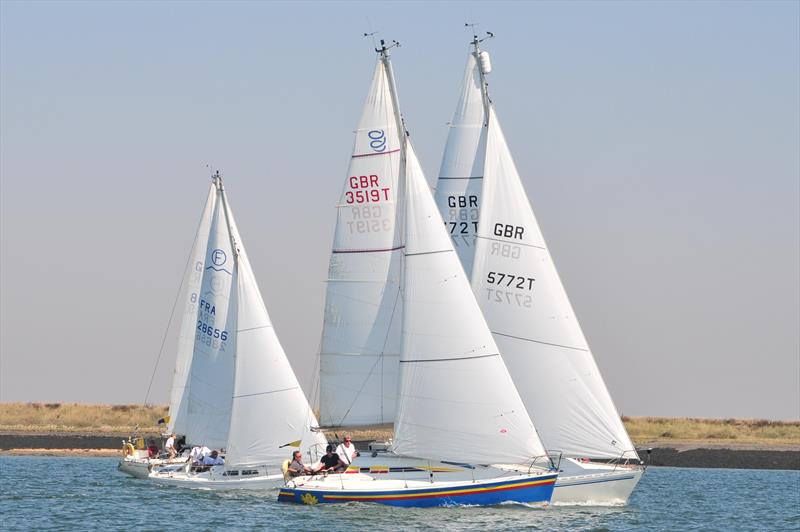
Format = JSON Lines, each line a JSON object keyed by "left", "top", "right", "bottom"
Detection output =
{"left": 222, "top": 189, "right": 327, "bottom": 468}
{"left": 393, "top": 142, "right": 546, "bottom": 466}
{"left": 318, "top": 58, "right": 403, "bottom": 426}
{"left": 440, "top": 47, "right": 637, "bottom": 459}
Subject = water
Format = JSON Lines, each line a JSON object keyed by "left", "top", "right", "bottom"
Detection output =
{"left": 1, "top": 457, "right": 798, "bottom": 531}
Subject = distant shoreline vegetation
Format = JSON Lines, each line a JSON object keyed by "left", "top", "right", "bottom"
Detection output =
{"left": 0, "top": 403, "right": 798, "bottom": 446}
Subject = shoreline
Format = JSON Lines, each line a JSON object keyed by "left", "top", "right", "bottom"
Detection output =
{"left": 1, "top": 432, "right": 797, "bottom": 470}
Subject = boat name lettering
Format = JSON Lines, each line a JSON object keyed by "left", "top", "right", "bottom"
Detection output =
{"left": 196, "top": 320, "right": 228, "bottom": 341}
{"left": 486, "top": 288, "right": 532, "bottom": 307}
{"left": 447, "top": 195, "right": 478, "bottom": 208}
{"left": 494, "top": 223, "right": 525, "bottom": 240}
{"left": 345, "top": 174, "right": 390, "bottom": 204}
{"left": 489, "top": 241, "right": 520, "bottom": 259}
{"left": 368, "top": 129, "right": 387, "bottom": 152}
{"left": 487, "top": 271, "right": 535, "bottom": 291}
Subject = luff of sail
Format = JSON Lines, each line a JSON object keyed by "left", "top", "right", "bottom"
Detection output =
{"left": 433, "top": 52, "right": 487, "bottom": 279}
{"left": 221, "top": 189, "right": 327, "bottom": 468}
{"left": 392, "top": 140, "right": 547, "bottom": 466}
{"left": 168, "top": 184, "right": 217, "bottom": 437}
{"left": 319, "top": 59, "right": 403, "bottom": 426}
{"left": 443, "top": 50, "right": 637, "bottom": 459}
{"left": 179, "top": 179, "right": 237, "bottom": 450}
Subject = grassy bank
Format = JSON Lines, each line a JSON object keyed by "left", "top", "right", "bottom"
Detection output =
{"left": 1, "top": 403, "right": 798, "bottom": 447}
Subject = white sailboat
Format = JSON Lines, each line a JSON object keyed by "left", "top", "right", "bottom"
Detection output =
{"left": 119, "top": 178, "right": 234, "bottom": 479}
{"left": 434, "top": 33, "right": 644, "bottom": 504}
{"left": 139, "top": 172, "right": 327, "bottom": 489}
{"left": 278, "top": 41, "right": 558, "bottom": 507}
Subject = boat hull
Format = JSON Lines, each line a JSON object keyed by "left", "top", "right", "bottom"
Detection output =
{"left": 118, "top": 457, "right": 187, "bottom": 480}
{"left": 149, "top": 464, "right": 285, "bottom": 490}
{"left": 278, "top": 473, "right": 558, "bottom": 507}
{"left": 552, "top": 459, "right": 644, "bottom": 505}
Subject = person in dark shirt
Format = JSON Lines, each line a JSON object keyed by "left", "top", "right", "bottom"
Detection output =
{"left": 317, "top": 445, "right": 344, "bottom": 473}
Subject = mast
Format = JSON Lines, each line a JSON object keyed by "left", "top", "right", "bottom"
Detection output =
{"left": 467, "top": 25, "right": 494, "bottom": 124}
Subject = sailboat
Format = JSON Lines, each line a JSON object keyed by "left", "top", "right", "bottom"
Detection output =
{"left": 433, "top": 33, "right": 644, "bottom": 504}
{"left": 118, "top": 176, "right": 236, "bottom": 479}
{"left": 136, "top": 172, "right": 327, "bottom": 489}
{"left": 278, "top": 41, "right": 558, "bottom": 507}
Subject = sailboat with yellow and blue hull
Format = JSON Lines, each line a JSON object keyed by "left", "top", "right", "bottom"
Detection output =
{"left": 278, "top": 39, "right": 558, "bottom": 508}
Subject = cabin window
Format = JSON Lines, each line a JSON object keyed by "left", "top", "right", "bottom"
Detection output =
{"left": 223, "top": 470, "right": 239, "bottom": 476}
{"left": 241, "top": 469, "right": 258, "bottom": 476}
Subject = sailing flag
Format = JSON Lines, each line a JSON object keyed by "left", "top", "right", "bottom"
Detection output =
{"left": 157, "top": 415, "right": 171, "bottom": 425}
{"left": 279, "top": 440, "right": 302, "bottom": 448}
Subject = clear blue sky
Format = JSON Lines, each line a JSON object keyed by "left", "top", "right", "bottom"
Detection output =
{"left": 1, "top": 0, "right": 798, "bottom": 419}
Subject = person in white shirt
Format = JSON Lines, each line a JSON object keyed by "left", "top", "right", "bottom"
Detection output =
{"left": 201, "top": 450, "right": 224, "bottom": 466}
{"left": 189, "top": 445, "right": 211, "bottom": 464}
{"left": 335, "top": 435, "right": 359, "bottom": 471}
{"left": 165, "top": 433, "right": 177, "bottom": 459}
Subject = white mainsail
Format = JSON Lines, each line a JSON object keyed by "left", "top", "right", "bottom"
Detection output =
{"left": 167, "top": 182, "right": 237, "bottom": 449}
{"left": 319, "top": 59, "right": 403, "bottom": 426}
{"left": 433, "top": 52, "right": 487, "bottom": 279}
{"left": 168, "top": 184, "right": 216, "bottom": 437}
{"left": 441, "top": 49, "right": 636, "bottom": 459}
{"left": 222, "top": 192, "right": 327, "bottom": 467}
{"left": 393, "top": 143, "right": 547, "bottom": 465}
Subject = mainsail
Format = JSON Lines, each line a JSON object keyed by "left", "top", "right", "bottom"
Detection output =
{"left": 168, "top": 181, "right": 237, "bottom": 449}
{"left": 433, "top": 52, "right": 487, "bottom": 279}
{"left": 439, "top": 47, "right": 636, "bottom": 459}
{"left": 221, "top": 188, "right": 327, "bottom": 467}
{"left": 318, "top": 59, "right": 403, "bottom": 426}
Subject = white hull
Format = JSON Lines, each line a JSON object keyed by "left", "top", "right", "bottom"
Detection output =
{"left": 118, "top": 456, "right": 188, "bottom": 480}
{"left": 149, "top": 463, "right": 285, "bottom": 490}
{"left": 551, "top": 459, "right": 644, "bottom": 505}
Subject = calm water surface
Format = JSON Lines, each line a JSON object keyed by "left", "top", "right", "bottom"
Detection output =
{"left": 1, "top": 457, "right": 798, "bottom": 531}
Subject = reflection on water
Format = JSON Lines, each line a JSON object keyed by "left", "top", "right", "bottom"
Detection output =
{"left": 1, "top": 457, "right": 798, "bottom": 531}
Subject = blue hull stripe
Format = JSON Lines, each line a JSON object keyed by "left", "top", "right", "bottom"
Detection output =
{"left": 278, "top": 474, "right": 558, "bottom": 507}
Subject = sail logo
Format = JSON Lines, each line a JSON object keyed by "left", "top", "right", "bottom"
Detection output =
{"left": 368, "top": 129, "right": 387, "bottom": 152}
{"left": 211, "top": 249, "right": 227, "bottom": 266}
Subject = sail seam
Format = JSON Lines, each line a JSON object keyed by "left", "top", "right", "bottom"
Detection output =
{"left": 492, "top": 331, "right": 588, "bottom": 352}
{"left": 438, "top": 176, "right": 483, "bottom": 180}
{"left": 233, "top": 386, "right": 299, "bottom": 399}
{"left": 476, "top": 235, "right": 546, "bottom": 250}
{"left": 238, "top": 325, "right": 272, "bottom": 333}
{"left": 405, "top": 249, "right": 452, "bottom": 257}
{"left": 332, "top": 245, "right": 405, "bottom": 254}
{"left": 400, "top": 353, "right": 499, "bottom": 363}
{"left": 352, "top": 148, "right": 401, "bottom": 158}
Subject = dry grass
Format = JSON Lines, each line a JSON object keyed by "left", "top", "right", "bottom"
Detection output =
{"left": 622, "top": 416, "right": 800, "bottom": 446}
{"left": 1, "top": 404, "right": 798, "bottom": 446}
{"left": 0, "top": 403, "right": 167, "bottom": 433}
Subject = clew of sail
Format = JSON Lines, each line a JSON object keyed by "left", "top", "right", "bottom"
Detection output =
{"left": 168, "top": 184, "right": 217, "bottom": 437}
{"left": 470, "top": 105, "right": 636, "bottom": 459}
{"left": 222, "top": 199, "right": 327, "bottom": 468}
{"left": 319, "top": 59, "right": 403, "bottom": 427}
{"left": 392, "top": 142, "right": 547, "bottom": 466}
{"left": 180, "top": 184, "right": 237, "bottom": 450}
{"left": 434, "top": 52, "right": 487, "bottom": 279}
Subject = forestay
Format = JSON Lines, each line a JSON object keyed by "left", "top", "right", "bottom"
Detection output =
{"left": 168, "top": 184, "right": 216, "bottom": 437}
{"left": 180, "top": 187, "right": 237, "bottom": 450}
{"left": 392, "top": 144, "right": 546, "bottom": 466}
{"left": 470, "top": 107, "right": 636, "bottom": 458}
{"left": 319, "top": 59, "right": 403, "bottom": 426}
{"left": 223, "top": 204, "right": 327, "bottom": 468}
{"left": 433, "top": 53, "right": 487, "bottom": 279}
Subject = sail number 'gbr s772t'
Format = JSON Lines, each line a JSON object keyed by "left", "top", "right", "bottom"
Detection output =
{"left": 486, "top": 271, "right": 535, "bottom": 308}
{"left": 345, "top": 175, "right": 390, "bottom": 204}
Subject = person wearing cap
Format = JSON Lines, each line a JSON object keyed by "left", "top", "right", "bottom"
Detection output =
{"left": 335, "top": 435, "right": 359, "bottom": 471}
{"left": 317, "top": 444, "right": 344, "bottom": 473}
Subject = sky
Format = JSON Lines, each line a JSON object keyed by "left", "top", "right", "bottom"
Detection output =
{"left": 1, "top": 0, "right": 798, "bottom": 420}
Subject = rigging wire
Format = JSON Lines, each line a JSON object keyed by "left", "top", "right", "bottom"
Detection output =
{"left": 142, "top": 178, "right": 211, "bottom": 406}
